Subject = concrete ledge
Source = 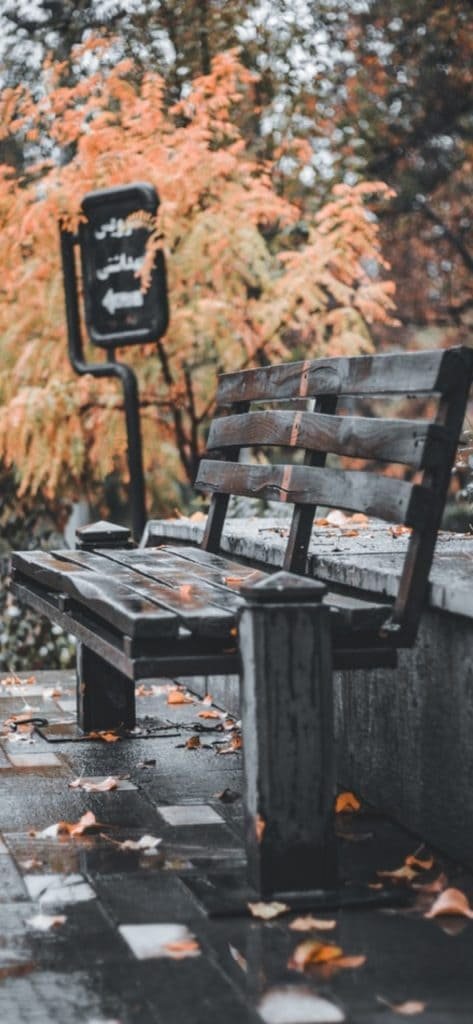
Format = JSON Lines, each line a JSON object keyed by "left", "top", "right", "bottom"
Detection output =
{"left": 145, "top": 516, "right": 473, "bottom": 868}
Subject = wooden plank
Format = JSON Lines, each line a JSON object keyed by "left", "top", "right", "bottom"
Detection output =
{"left": 207, "top": 410, "right": 447, "bottom": 468}
{"left": 196, "top": 459, "right": 431, "bottom": 527}
{"left": 51, "top": 548, "right": 238, "bottom": 637}
{"left": 326, "top": 592, "right": 392, "bottom": 633}
{"left": 12, "top": 551, "right": 179, "bottom": 638}
{"left": 216, "top": 347, "right": 472, "bottom": 405}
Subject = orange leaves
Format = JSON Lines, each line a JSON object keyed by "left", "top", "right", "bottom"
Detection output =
{"left": 68, "top": 776, "right": 119, "bottom": 792}
{"left": 288, "top": 939, "right": 365, "bottom": 974}
{"left": 289, "top": 916, "right": 336, "bottom": 932}
{"left": 424, "top": 888, "right": 473, "bottom": 920}
{"left": 167, "top": 688, "right": 194, "bottom": 706}
{"left": 335, "top": 791, "right": 361, "bottom": 814}
{"left": 248, "top": 901, "right": 289, "bottom": 921}
{"left": 33, "top": 810, "right": 100, "bottom": 839}
{"left": 377, "top": 997, "right": 426, "bottom": 1016}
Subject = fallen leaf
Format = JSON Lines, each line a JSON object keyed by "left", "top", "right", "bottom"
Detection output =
{"left": 214, "top": 788, "right": 240, "bottom": 803}
{"left": 288, "top": 940, "right": 343, "bottom": 970}
{"left": 185, "top": 735, "right": 201, "bottom": 749}
{"left": 217, "top": 734, "right": 242, "bottom": 754}
{"left": 202, "top": 693, "right": 213, "bottom": 705}
{"left": 352, "top": 513, "right": 369, "bottom": 524}
{"left": 197, "top": 710, "right": 222, "bottom": 719}
{"left": 424, "top": 887, "right": 473, "bottom": 920}
{"left": 68, "top": 776, "right": 119, "bottom": 792}
{"left": 255, "top": 814, "right": 266, "bottom": 842}
{"left": 335, "top": 791, "right": 361, "bottom": 813}
{"left": 248, "top": 901, "right": 289, "bottom": 921}
{"left": 162, "top": 938, "right": 200, "bottom": 959}
{"left": 27, "top": 913, "right": 66, "bottom": 931}
{"left": 289, "top": 916, "right": 336, "bottom": 932}
{"left": 405, "top": 854, "right": 434, "bottom": 871}
{"left": 88, "top": 730, "right": 120, "bottom": 743}
{"left": 42, "top": 686, "right": 63, "bottom": 699}
{"left": 229, "top": 944, "right": 247, "bottom": 972}
{"left": 390, "top": 525, "right": 412, "bottom": 537}
{"left": 136, "top": 684, "right": 154, "bottom": 697}
{"left": 334, "top": 956, "right": 366, "bottom": 969}
{"left": 377, "top": 996, "right": 426, "bottom": 1016}
{"left": 167, "top": 689, "right": 194, "bottom": 705}
{"left": 179, "top": 584, "right": 193, "bottom": 599}
{"left": 101, "top": 833, "right": 162, "bottom": 852}
{"left": 377, "top": 864, "right": 418, "bottom": 883}
{"left": 341, "top": 529, "right": 359, "bottom": 537}
{"left": 314, "top": 517, "right": 330, "bottom": 526}
{"left": 34, "top": 810, "right": 100, "bottom": 839}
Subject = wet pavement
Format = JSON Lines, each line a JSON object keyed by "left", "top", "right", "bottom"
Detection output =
{"left": 0, "top": 671, "right": 473, "bottom": 1023}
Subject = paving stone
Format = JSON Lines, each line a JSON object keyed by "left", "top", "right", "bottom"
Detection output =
{"left": 157, "top": 804, "right": 224, "bottom": 826}
{"left": 119, "top": 921, "right": 199, "bottom": 959}
{"left": 72, "top": 776, "right": 138, "bottom": 792}
{"left": 0, "top": 851, "right": 28, "bottom": 900}
{"left": 24, "top": 873, "right": 96, "bottom": 905}
{"left": 94, "top": 872, "right": 201, "bottom": 924}
{"left": 7, "top": 751, "right": 64, "bottom": 768}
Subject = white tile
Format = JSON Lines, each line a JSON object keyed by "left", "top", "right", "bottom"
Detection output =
{"left": 24, "top": 873, "right": 96, "bottom": 905}
{"left": 258, "top": 987, "right": 345, "bottom": 1023}
{"left": 56, "top": 699, "right": 76, "bottom": 713}
{"left": 157, "top": 804, "right": 223, "bottom": 826}
{"left": 119, "top": 923, "right": 199, "bottom": 960}
{"left": 7, "top": 751, "right": 62, "bottom": 768}
{"left": 74, "top": 776, "right": 137, "bottom": 791}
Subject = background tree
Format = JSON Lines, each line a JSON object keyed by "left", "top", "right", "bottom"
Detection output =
{"left": 0, "top": 44, "right": 396, "bottom": 514}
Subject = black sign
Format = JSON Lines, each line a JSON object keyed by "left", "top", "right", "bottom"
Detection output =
{"left": 79, "top": 183, "right": 168, "bottom": 348}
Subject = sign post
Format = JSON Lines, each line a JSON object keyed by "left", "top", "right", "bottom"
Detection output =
{"left": 61, "top": 183, "right": 168, "bottom": 541}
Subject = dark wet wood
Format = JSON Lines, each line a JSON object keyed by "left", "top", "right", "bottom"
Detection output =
{"left": 196, "top": 460, "right": 430, "bottom": 528}
{"left": 207, "top": 410, "right": 448, "bottom": 468}
{"left": 217, "top": 347, "right": 473, "bottom": 405}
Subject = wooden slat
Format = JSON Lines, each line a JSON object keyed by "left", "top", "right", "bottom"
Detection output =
{"left": 12, "top": 551, "right": 179, "bottom": 639}
{"left": 196, "top": 459, "right": 431, "bottom": 527}
{"left": 208, "top": 410, "right": 447, "bottom": 468}
{"left": 216, "top": 347, "right": 472, "bottom": 405}
{"left": 51, "top": 549, "right": 238, "bottom": 637}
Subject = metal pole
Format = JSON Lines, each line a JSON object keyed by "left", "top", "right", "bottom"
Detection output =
{"left": 60, "top": 228, "right": 147, "bottom": 541}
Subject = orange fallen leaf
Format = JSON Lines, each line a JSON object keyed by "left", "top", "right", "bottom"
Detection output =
{"left": 202, "top": 693, "right": 213, "bottom": 705}
{"left": 424, "top": 887, "right": 473, "bottom": 920}
{"left": 390, "top": 525, "right": 412, "bottom": 537}
{"left": 377, "top": 996, "right": 426, "bottom": 1015}
{"left": 88, "top": 730, "right": 120, "bottom": 743}
{"left": 255, "top": 814, "right": 266, "bottom": 842}
{"left": 314, "top": 517, "right": 330, "bottom": 527}
{"left": 162, "top": 938, "right": 200, "bottom": 959}
{"left": 136, "top": 684, "right": 154, "bottom": 697}
{"left": 167, "top": 689, "right": 194, "bottom": 705}
{"left": 185, "top": 735, "right": 201, "bottom": 749}
{"left": 335, "top": 791, "right": 361, "bottom": 813}
{"left": 217, "top": 734, "right": 243, "bottom": 754}
{"left": 405, "top": 853, "right": 434, "bottom": 871}
{"left": 43, "top": 686, "right": 63, "bottom": 699}
{"left": 289, "top": 916, "right": 336, "bottom": 932}
{"left": 248, "top": 901, "right": 289, "bottom": 920}
{"left": 35, "top": 810, "right": 100, "bottom": 839}
{"left": 197, "top": 710, "right": 222, "bottom": 719}
{"left": 377, "top": 864, "right": 418, "bottom": 883}
{"left": 179, "top": 584, "right": 193, "bottom": 599}
{"left": 335, "top": 956, "right": 366, "bottom": 969}
{"left": 223, "top": 576, "right": 245, "bottom": 587}
{"left": 288, "top": 940, "right": 343, "bottom": 970}
{"left": 341, "top": 529, "right": 359, "bottom": 537}
{"left": 352, "top": 513, "right": 369, "bottom": 524}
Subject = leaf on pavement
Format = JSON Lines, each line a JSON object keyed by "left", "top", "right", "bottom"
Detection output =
{"left": 377, "top": 996, "right": 426, "bottom": 1015}
{"left": 424, "top": 887, "right": 473, "bottom": 920}
{"left": 167, "top": 688, "right": 194, "bottom": 705}
{"left": 27, "top": 913, "right": 66, "bottom": 931}
{"left": 289, "top": 916, "right": 336, "bottom": 932}
{"left": 248, "top": 901, "right": 289, "bottom": 920}
{"left": 69, "top": 776, "right": 119, "bottom": 792}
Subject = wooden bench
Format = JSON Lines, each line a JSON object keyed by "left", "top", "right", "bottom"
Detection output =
{"left": 11, "top": 345, "right": 473, "bottom": 897}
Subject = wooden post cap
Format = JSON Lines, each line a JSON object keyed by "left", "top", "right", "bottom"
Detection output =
{"left": 240, "top": 570, "right": 327, "bottom": 603}
{"left": 76, "top": 520, "right": 132, "bottom": 549}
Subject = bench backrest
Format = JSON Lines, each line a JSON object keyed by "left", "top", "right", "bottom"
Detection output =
{"left": 195, "top": 346, "right": 473, "bottom": 643}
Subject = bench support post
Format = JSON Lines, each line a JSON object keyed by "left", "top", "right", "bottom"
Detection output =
{"left": 77, "top": 645, "right": 136, "bottom": 733}
{"left": 239, "top": 572, "right": 337, "bottom": 896}
{"left": 75, "top": 520, "right": 136, "bottom": 733}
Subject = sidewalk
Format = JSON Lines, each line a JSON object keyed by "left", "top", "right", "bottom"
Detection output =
{"left": 0, "top": 671, "right": 472, "bottom": 1023}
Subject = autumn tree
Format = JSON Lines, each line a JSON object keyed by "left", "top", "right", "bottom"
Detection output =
{"left": 0, "top": 43, "right": 396, "bottom": 515}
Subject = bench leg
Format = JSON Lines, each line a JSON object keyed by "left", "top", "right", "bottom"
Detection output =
{"left": 76, "top": 644, "right": 136, "bottom": 733}
{"left": 238, "top": 582, "right": 337, "bottom": 896}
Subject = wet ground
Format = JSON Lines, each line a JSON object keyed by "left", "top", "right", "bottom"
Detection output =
{"left": 0, "top": 670, "right": 472, "bottom": 1023}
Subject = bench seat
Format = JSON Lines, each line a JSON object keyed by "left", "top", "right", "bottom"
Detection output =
{"left": 13, "top": 544, "right": 395, "bottom": 682}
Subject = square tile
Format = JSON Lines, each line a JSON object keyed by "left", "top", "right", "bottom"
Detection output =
{"left": 74, "top": 776, "right": 137, "bottom": 791}
{"left": 7, "top": 751, "right": 63, "bottom": 768}
{"left": 24, "top": 872, "right": 96, "bottom": 905}
{"left": 157, "top": 804, "right": 223, "bottom": 826}
{"left": 119, "top": 922, "right": 199, "bottom": 960}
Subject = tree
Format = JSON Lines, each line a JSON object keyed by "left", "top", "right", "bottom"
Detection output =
{"left": 0, "top": 43, "right": 396, "bottom": 513}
